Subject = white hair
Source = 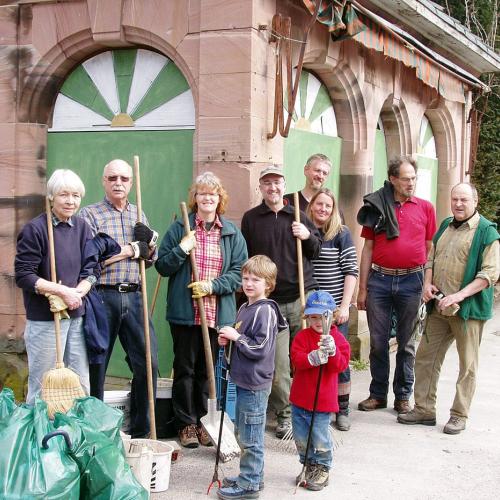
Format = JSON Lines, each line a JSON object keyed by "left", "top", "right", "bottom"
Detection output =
{"left": 46, "top": 169, "right": 86, "bottom": 200}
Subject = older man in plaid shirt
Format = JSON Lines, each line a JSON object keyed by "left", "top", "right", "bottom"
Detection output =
{"left": 80, "top": 158, "right": 158, "bottom": 438}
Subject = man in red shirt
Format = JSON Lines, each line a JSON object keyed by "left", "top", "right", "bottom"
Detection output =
{"left": 356, "top": 156, "right": 436, "bottom": 414}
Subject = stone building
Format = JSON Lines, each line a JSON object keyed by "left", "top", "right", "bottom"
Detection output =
{"left": 1, "top": 0, "right": 498, "bottom": 395}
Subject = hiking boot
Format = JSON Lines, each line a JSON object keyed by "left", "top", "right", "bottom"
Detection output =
{"left": 222, "top": 477, "right": 264, "bottom": 491}
{"left": 217, "top": 485, "right": 259, "bottom": 499}
{"left": 358, "top": 397, "right": 387, "bottom": 411}
{"left": 275, "top": 419, "right": 292, "bottom": 439}
{"left": 305, "top": 464, "right": 329, "bottom": 491}
{"left": 443, "top": 416, "right": 466, "bottom": 435}
{"left": 394, "top": 399, "right": 411, "bottom": 414}
{"left": 179, "top": 424, "right": 199, "bottom": 448}
{"left": 397, "top": 409, "right": 436, "bottom": 426}
{"left": 195, "top": 425, "right": 213, "bottom": 446}
{"left": 295, "top": 464, "right": 312, "bottom": 487}
{"left": 335, "top": 413, "right": 350, "bottom": 431}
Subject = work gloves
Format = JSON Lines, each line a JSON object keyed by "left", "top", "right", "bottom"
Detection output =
{"left": 308, "top": 335, "right": 336, "bottom": 366}
{"left": 179, "top": 230, "right": 196, "bottom": 255}
{"left": 308, "top": 348, "right": 329, "bottom": 367}
{"left": 188, "top": 280, "right": 213, "bottom": 299}
{"left": 320, "top": 334, "right": 336, "bottom": 357}
{"left": 133, "top": 222, "right": 158, "bottom": 248}
{"left": 46, "top": 294, "right": 70, "bottom": 320}
{"left": 130, "top": 241, "right": 150, "bottom": 260}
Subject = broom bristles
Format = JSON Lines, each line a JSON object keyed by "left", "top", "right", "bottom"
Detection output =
{"left": 41, "top": 366, "right": 85, "bottom": 418}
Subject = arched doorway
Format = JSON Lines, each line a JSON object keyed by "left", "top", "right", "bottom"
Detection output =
{"left": 416, "top": 115, "right": 438, "bottom": 205}
{"left": 283, "top": 70, "right": 342, "bottom": 198}
{"left": 47, "top": 48, "right": 195, "bottom": 377}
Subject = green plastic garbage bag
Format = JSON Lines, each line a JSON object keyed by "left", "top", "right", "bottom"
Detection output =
{"left": 0, "top": 389, "right": 80, "bottom": 500}
{"left": 54, "top": 398, "right": 148, "bottom": 500}
{"left": 0, "top": 387, "right": 16, "bottom": 421}
{"left": 65, "top": 396, "right": 124, "bottom": 449}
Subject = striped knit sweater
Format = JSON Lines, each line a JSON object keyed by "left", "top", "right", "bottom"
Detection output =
{"left": 312, "top": 228, "right": 359, "bottom": 304}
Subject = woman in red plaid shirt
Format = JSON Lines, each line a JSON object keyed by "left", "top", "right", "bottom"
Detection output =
{"left": 156, "top": 172, "right": 248, "bottom": 448}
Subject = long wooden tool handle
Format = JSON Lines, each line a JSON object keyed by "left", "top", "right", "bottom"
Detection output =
{"left": 45, "top": 197, "right": 63, "bottom": 366}
{"left": 133, "top": 155, "right": 157, "bottom": 439}
{"left": 180, "top": 202, "right": 217, "bottom": 400}
{"left": 294, "top": 192, "right": 307, "bottom": 329}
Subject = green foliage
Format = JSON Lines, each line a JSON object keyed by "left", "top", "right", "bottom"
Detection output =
{"left": 350, "top": 358, "right": 369, "bottom": 371}
{"left": 472, "top": 82, "right": 500, "bottom": 224}
{"left": 434, "top": 1, "right": 499, "bottom": 224}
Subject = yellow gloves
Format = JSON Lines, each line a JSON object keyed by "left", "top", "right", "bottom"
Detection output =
{"left": 188, "top": 280, "right": 213, "bottom": 299}
{"left": 179, "top": 230, "right": 196, "bottom": 254}
{"left": 46, "top": 294, "right": 70, "bottom": 319}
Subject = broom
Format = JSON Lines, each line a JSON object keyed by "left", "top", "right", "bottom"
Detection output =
{"left": 41, "top": 196, "right": 85, "bottom": 419}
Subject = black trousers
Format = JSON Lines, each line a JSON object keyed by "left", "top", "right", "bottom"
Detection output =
{"left": 169, "top": 323, "right": 218, "bottom": 431}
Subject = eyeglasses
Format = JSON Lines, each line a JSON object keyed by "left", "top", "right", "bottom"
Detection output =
{"left": 105, "top": 175, "right": 131, "bottom": 182}
{"left": 196, "top": 192, "right": 219, "bottom": 198}
{"left": 398, "top": 176, "right": 417, "bottom": 183}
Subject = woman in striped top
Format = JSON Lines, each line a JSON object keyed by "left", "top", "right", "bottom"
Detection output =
{"left": 306, "top": 188, "right": 359, "bottom": 431}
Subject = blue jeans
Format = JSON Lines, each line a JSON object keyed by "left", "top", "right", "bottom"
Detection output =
{"left": 234, "top": 386, "right": 270, "bottom": 491}
{"left": 100, "top": 289, "right": 158, "bottom": 438}
{"left": 291, "top": 404, "right": 333, "bottom": 469}
{"left": 25, "top": 317, "right": 89, "bottom": 404}
{"left": 366, "top": 269, "right": 423, "bottom": 400}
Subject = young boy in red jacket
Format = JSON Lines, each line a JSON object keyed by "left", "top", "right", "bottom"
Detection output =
{"left": 290, "top": 290, "right": 351, "bottom": 491}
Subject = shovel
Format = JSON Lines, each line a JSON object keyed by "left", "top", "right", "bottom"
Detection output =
{"left": 180, "top": 202, "right": 239, "bottom": 463}
{"left": 133, "top": 155, "right": 156, "bottom": 439}
{"left": 294, "top": 192, "right": 307, "bottom": 329}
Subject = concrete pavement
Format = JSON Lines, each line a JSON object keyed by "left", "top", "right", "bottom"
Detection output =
{"left": 155, "top": 302, "right": 500, "bottom": 499}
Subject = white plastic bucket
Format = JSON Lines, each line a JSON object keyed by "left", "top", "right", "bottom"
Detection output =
{"left": 131, "top": 439, "right": 174, "bottom": 492}
{"left": 104, "top": 390, "right": 131, "bottom": 431}
{"left": 124, "top": 439, "right": 153, "bottom": 497}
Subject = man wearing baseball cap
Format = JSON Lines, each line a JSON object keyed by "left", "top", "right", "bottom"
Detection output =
{"left": 241, "top": 165, "right": 322, "bottom": 438}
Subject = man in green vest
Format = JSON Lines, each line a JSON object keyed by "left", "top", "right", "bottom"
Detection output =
{"left": 398, "top": 183, "right": 499, "bottom": 434}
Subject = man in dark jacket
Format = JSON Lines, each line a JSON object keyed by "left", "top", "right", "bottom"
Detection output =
{"left": 398, "top": 183, "right": 499, "bottom": 434}
{"left": 241, "top": 165, "right": 322, "bottom": 438}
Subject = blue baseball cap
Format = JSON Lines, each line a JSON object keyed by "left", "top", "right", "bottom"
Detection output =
{"left": 304, "top": 291, "right": 336, "bottom": 315}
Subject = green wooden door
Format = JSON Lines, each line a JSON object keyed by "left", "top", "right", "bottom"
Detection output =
{"left": 47, "top": 49, "right": 195, "bottom": 377}
{"left": 283, "top": 70, "right": 342, "bottom": 198}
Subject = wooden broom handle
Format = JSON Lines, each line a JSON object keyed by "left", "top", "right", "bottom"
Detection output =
{"left": 294, "top": 192, "right": 307, "bottom": 329}
{"left": 180, "top": 202, "right": 217, "bottom": 400}
{"left": 133, "top": 155, "right": 157, "bottom": 440}
{"left": 45, "top": 197, "right": 64, "bottom": 366}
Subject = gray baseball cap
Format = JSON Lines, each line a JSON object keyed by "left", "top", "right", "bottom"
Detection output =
{"left": 259, "top": 165, "right": 285, "bottom": 180}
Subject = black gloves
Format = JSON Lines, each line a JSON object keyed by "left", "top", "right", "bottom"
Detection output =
{"left": 133, "top": 222, "right": 159, "bottom": 247}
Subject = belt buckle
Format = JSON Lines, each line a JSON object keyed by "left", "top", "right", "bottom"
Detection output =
{"left": 117, "top": 283, "right": 129, "bottom": 293}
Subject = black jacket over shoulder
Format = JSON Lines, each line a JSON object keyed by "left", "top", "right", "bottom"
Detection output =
{"left": 241, "top": 201, "right": 321, "bottom": 302}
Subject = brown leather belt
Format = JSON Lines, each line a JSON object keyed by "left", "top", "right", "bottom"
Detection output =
{"left": 371, "top": 264, "right": 424, "bottom": 276}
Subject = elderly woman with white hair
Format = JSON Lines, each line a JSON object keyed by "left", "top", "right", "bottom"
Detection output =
{"left": 15, "top": 169, "right": 95, "bottom": 403}
{"left": 156, "top": 172, "right": 248, "bottom": 448}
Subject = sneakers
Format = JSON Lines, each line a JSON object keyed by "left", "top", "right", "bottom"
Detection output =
{"left": 443, "top": 416, "right": 466, "bottom": 435}
{"left": 335, "top": 413, "right": 350, "bottom": 431}
{"left": 275, "top": 419, "right": 292, "bottom": 439}
{"left": 304, "top": 464, "right": 330, "bottom": 491}
{"left": 222, "top": 477, "right": 264, "bottom": 491}
{"left": 195, "top": 425, "right": 213, "bottom": 446}
{"left": 397, "top": 409, "right": 436, "bottom": 426}
{"left": 394, "top": 399, "right": 411, "bottom": 414}
{"left": 179, "top": 424, "right": 199, "bottom": 448}
{"left": 358, "top": 397, "right": 387, "bottom": 411}
{"left": 217, "top": 485, "right": 259, "bottom": 499}
{"left": 296, "top": 464, "right": 329, "bottom": 490}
